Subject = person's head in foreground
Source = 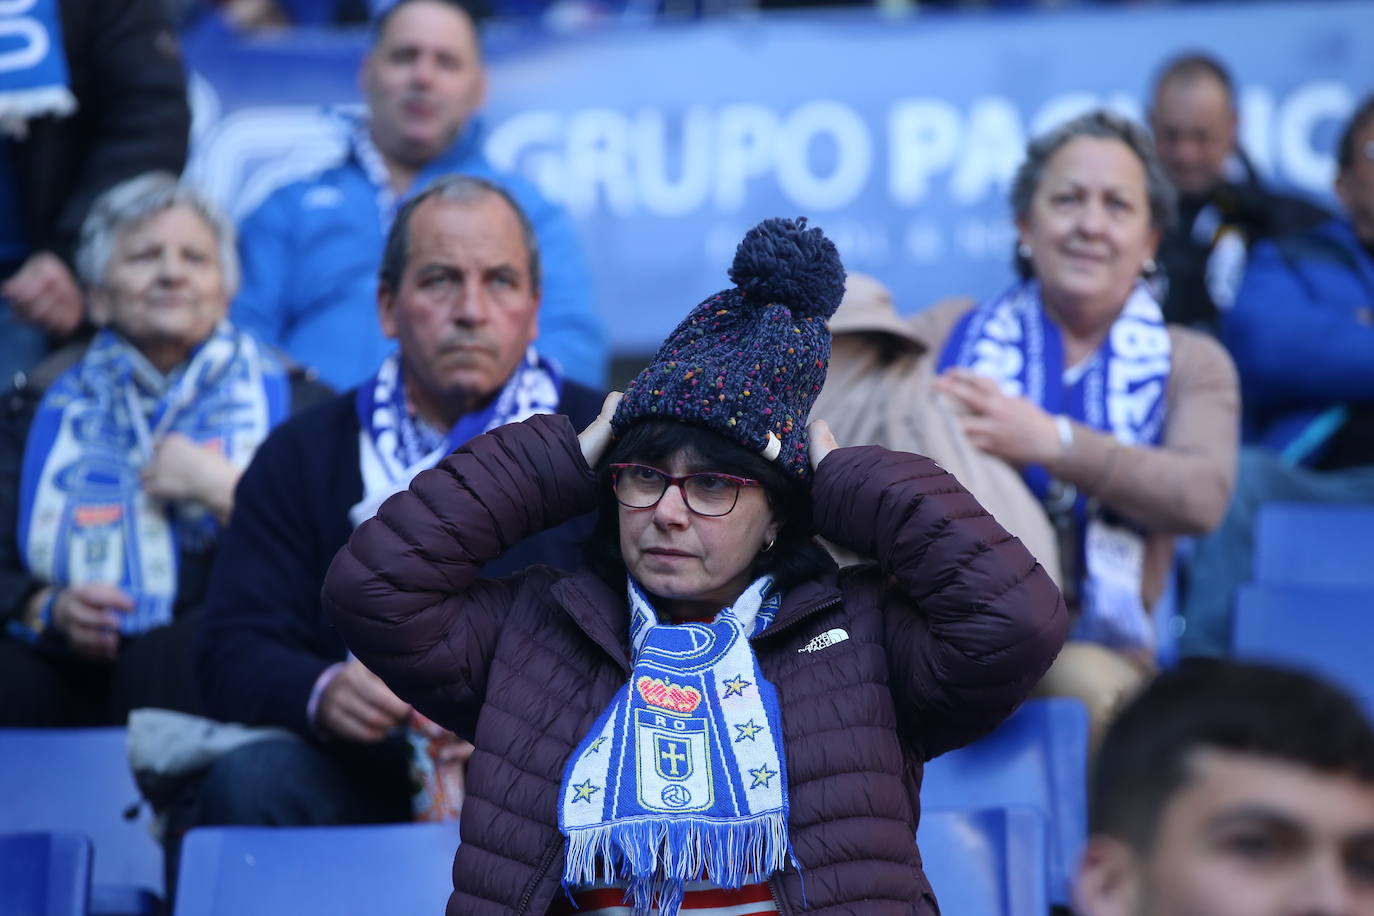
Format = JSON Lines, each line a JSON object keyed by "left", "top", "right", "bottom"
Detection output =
{"left": 1336, "top": 94, "right": 1374, "bottom": 248}
{"left": 1148, "top": 53, "right": 1239, "bottom": 200}
{"left": 377, "top": 173, "right": 541, "bottom": 429}
{"left": 1075, "top": 660, "right": 1374, "bottom": 916}
{"left": 1011, "top": 108, "right": 1175, "bottom": 333}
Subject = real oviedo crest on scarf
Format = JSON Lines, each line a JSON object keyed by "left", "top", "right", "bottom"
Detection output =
{"left": 560, "top": 577, "right": 793, "bottom": 914}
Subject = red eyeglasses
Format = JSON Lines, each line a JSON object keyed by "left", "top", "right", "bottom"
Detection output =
{"left": 609, "top": 463, "right": 763, "bottom": 517}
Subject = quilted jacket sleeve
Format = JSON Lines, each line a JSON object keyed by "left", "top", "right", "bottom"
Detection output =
{"left": 812, "top": 445, "right": 1068, "bottom": 761}
{"left": 322, "top": 414, "right": 598, "bottom": 733}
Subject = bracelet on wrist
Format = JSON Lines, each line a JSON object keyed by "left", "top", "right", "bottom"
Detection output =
{"left": 1054, "top": 415, "right": 1074, "bottom": 452}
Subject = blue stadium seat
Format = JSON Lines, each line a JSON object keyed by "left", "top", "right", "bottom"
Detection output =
{"left": 917, "top": 807, "right": 1048, "bottom": 916}
{"left": 1255, "top": 502, "right": 1374, "bottom": 590}
{"left": 0, "top": 831, "right": 91, "bottom": 916}
{"left": 921, "top": 698, "right": 1089, "bottom": 906}
{"left": 0, "top": 728, "right": 162, "bottom": 916}
{"left": 174, "top": 823, "right": 461, "bottom": 916}
{"left": 1232, "top": 583, "right": 1374, "bottom": 713}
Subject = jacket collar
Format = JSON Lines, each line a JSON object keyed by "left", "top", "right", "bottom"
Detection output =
{"left": 550, "top": 562, "right": 846, "bottom": 674}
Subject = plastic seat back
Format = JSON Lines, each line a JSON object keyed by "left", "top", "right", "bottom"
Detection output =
{"left": 0, "top": 830, "right": 92, "bottom": 916}
{"left": 921, "top": 698, "right": 1088, "bottom": 906}
{"left": 0, "top": 727, "right": 162, "bottom": 914}
{"left": 1255, "top": 503, "right": 1374, "bottom": 590}
{"left": 174, "top": 823, "right": 460, "bottom": 916}
{"left": 1232, "top": 583, "right": 1374, "bottom": 713}
{"left": 917, "top": 807, "right": 1048, "bottom": 916}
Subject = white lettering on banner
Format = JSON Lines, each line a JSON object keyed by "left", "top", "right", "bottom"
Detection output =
{"left": 0, "top": 18, "right": 48, "bottom": 73}
{"left": 775, "top": 100, "right": 872, "bottom": 211}
{"left": 187, "top": 82, "right": 1355, "bottom": 231}
{"left": 636, "top": 106, "right": 713, "bottom": 216}
{"left": 888, "top": 98, "right": 961, "bottom": 205}
{"left": 950, "top": 96, "right": 1024, "bottom": 205}
{"left": 1277, "top": 82, "right": 1354, "bottom": 190}
{"left": 714, "top": 103, "right": 781, "bottom": 212}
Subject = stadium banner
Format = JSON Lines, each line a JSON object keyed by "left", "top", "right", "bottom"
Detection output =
{"left": 183, "top": 1, "right": 1374, "bottom": 353}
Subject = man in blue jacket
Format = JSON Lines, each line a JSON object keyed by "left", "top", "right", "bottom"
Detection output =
{"left": 1179, "top": 95, "right": 1374, "bottom": 657}
{"left": 230, "top": 0, "right": 606, "bottom": 391}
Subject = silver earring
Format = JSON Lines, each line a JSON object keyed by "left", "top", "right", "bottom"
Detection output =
{"left": 1017, "top": 242, "right": 1033, "bottom": 260}
{"left": 1142, "top": 257, "right": 1158, "bottom": 275}
{"left": 762, "top": 538, "right": 776, "bottom": 553}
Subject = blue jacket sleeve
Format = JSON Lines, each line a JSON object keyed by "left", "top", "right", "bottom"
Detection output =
{"left": 230, "top": 187, "right": 298, "bottom": 350}
{"left": 515, "top": 186, "right": 607, "bottom": 389}
{"left": 1224, "top": 238, "right": 1374, "bottom": 413}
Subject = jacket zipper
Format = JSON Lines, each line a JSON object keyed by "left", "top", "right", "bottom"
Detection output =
{"left": 758, "top": 593, "right": 841, "bottom": 916}
{"left": 515, "top": 838, "right": 562, "bottom": 915}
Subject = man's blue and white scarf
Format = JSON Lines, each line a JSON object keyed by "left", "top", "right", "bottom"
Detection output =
{"left": 350, "top": 345, "right": 563, "bottom": 527}
{"left": 18, "top": 323, "right": 290, "bottom": 634}
{"left": 0, "top": 0, "right": 76, "bottom": 137}
{"left": 560, "top": 576, "right": 794, "bottom": 916}
{"left": 937, "top": 280, "right": 1172, "bottom": 650}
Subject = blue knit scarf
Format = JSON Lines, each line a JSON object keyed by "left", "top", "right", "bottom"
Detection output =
{"left": 18, "top": 323, "right": 290, "bottom": 633}
{"left": 560, "top": 575, "right": 793, "bottom": 916}
{"left": 938, "top": 280, "right": 1171, "bottom": 650}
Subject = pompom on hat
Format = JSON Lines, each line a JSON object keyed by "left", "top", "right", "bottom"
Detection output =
{"left": 612, "top": 217, "right": 846, "bottom": 481}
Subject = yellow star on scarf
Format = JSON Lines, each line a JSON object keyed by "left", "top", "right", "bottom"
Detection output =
{"left": 588, "top": 736, "right": 607, "bottom": 754}
{"left": 734, "top": 719, "right": 764, "bottom": 742}
{"left": 722, "top": 674, "right": 752, "bottom": 698}
{"left": 749, "top": 763, "right": 777, "bottom": 789}
{"left": 572, "top": 780, "right": 600, "bottom": 803}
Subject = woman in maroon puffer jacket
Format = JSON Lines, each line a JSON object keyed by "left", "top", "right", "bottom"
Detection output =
{"left": 323, "top": 218, "right": 1067, "bottom": 915}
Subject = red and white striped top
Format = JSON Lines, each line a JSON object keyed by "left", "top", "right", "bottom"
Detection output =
{"left": 549, "top": 880, "right": 780, "bottom": 915}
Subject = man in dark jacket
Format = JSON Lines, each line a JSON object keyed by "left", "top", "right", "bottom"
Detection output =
{"left": 190, "top": 175, "right": 603, "bottom": 830}
{"left": 0, "top": 0, "right": 190, "bottom": 382}
{"left": 1149, "top": 53, "right": 1330, "bottom": 336}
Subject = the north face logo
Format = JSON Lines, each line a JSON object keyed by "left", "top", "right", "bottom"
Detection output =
{"left": 799, "top": 628, "right": 850, "bottom": 653}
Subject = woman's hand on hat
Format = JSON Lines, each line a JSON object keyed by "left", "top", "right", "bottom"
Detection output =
{"left": 578, "top": 391, "right": 623, "bottom": 468}
{"left": 935, "top": 369, "right": 1060, "bottom": 467}
{"left": 807, "top": 418, "right": 838, "bottom": 471}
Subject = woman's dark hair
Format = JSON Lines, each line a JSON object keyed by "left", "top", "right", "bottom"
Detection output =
{"left": 584, "top": 419, "right": 832, "bottom": 593}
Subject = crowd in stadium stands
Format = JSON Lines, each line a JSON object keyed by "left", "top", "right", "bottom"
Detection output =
{"left": 0, "top": 0, "right": 1372, "bottom": 911}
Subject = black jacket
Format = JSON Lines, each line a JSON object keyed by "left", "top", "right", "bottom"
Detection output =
{"left": 196, "top": 381, "right": 604, "bottom": 736}
{"left": 10, "top": 0, "right": 190, "bottom": 268}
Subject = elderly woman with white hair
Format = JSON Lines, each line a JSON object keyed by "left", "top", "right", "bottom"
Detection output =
{"left": 0, "top": 172, "right": 330, "bottom": 726}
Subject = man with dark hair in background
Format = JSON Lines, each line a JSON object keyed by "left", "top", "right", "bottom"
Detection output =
{"left": 1149, "top": 53, "right": 1330, "bottom": 336}
{"left": 1178, "top": 95, "right": 1374, "bottom": 660}
{"left": 230, "top": 0, "right": 605, "bottom": 391}
{"left": 1075, "top": 660, "right": 1374, "bottom": 916}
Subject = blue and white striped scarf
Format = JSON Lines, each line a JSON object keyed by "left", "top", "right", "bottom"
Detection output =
{"left": 349, "top": 345, "right": 563, "bottom": 527}
{"left": 937, "top": 279, "right": 1171, "bottom": 650}
{"left": 18, "top": 323, "right": 290, "bottom": 633}
{"left": 0, "top": 0, "right": 76, "bottom": 137}
{"left": 561, "top": 576, "right": 794, "bottom": 916}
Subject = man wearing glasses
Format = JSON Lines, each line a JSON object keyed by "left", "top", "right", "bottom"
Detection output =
{"left": 1179, "top": 94, "right": 1374, "bottom": 658}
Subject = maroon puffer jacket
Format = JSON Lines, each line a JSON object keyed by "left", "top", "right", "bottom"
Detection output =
{"left": 323, "top": 414, "right": 1066, "bottom": 914}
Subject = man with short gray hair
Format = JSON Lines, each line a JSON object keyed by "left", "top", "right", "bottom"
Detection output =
{"left": 192, "top": 176, "right": 603, "bottom": 828}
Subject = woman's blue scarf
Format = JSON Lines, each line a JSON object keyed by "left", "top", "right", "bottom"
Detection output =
{"left": 937, "top": 279, "right": 1171, "bottom": 649}
{"left": 560, "top": 576, "right": 794, "bottom": 916}
{"left": 18, "top": 323, "right": 290, "bottom": 634}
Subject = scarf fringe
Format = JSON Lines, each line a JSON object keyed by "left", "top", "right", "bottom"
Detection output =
{"left": 566, "top": 812, "right": 790, "bottom": 916}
